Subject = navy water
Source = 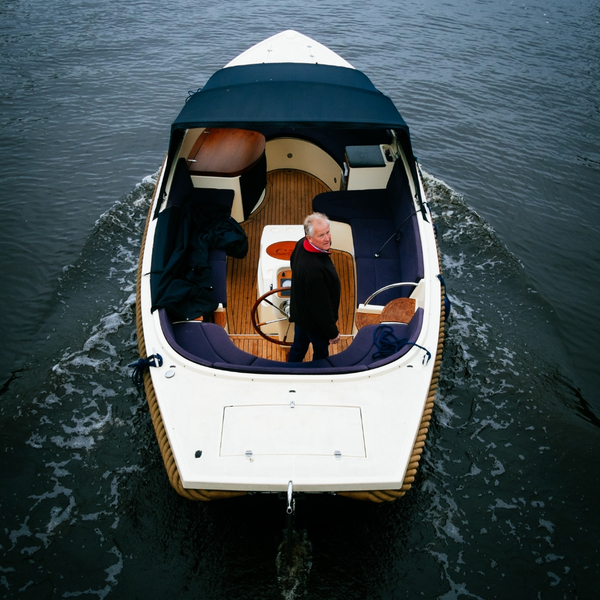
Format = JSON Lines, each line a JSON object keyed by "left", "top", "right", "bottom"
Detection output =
{"left": 1, "top": 1, "right": 599, "bottom": 598}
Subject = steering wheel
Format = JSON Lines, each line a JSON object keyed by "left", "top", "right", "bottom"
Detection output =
{"left": 250, "top": 286, "right": 294, "bottom": 346}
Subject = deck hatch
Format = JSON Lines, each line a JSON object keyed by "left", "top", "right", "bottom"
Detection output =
{"left": 220, "top": 404, "right": 366, "bottom": 457}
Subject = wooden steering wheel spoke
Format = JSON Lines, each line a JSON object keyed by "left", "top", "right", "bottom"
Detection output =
{"left": 250, "top": 287, "right": 294, "bottom": 347}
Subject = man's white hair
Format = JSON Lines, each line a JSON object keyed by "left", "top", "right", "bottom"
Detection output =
{"left": 304, "top": 212, "right": 330, "bottom": 237}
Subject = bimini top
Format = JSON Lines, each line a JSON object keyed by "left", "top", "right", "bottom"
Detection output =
{"left": 163, "top": 61, "right": 420, "bottom": 208}
{"left": 172, "top": 62, "right": 409, "bottom": 134}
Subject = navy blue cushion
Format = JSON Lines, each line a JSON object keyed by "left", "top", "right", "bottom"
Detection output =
{"left": 330, "top": 309, "right": 424, "bottom": 368}
{"left": 327, "top": 325, "right": 392, "bottom": 367}
{"left": 214, "top": 356, "right": 334, "bottom": 374}
{"left": 313, "top": 188, "right": 391, "bottom": 224}
{"left": 386, "top": 162, "right": 412, "bottom": 224}
{"left": 251, "top": 357, "right": 331, "bottom": 369}
{"left": 355, "top": 258, "right": 416, "bottom": 305}
{"left": 199, "top": 323, "right": 257, "bottom": 365}
{"left": 208, "top": 249, "right": 227, "bottom": 306}
{"left": 171, "top": 322, "right": 223, "bottom": 363}
{"left": 160, "top": 310, "right": 256, "bottom": 367}
{"left": 159, "top": 308, "right": 424, "bottom": 374}
{"left": 213, "top": 361, "right": 368, "bottom": 375}
{"left": 312, "top": 159, "right": 424, "bottom": 310}
{"left": 397, "top": 218, "right": 424, "bottom": 283}
{"left": 349, "top": 218, "right": 397, "bottom": 259}
{"left": 159, "top": 309, "right": 212, "bottom": 366}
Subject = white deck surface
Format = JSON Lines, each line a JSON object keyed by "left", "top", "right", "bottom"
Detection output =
{"left": 225, "top": 30, "right": 354, "bottom": 68}
{"left": 220, "top": 404, "right": 366, "bottom": 457}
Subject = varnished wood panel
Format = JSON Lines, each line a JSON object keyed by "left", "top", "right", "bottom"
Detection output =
{"left": 188, "top": 128, "right": 265, "bottom": 176}
{"left": 226, "top": 169, "right": 356, "bottom": 360}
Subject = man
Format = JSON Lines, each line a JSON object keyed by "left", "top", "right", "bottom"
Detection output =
{"left": 288, "top": 213, "right": 341, "bottom": 362}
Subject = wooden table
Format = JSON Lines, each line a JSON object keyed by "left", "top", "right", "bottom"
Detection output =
{"left": 188, "top": 128, "right": 266, "bottom": 177}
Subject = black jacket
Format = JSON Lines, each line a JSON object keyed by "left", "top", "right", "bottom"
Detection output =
{"left": 289, "top": 239, "right": 340, "bottom": 339}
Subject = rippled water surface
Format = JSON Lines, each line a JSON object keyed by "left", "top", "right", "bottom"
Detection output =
{"left": 1, "top": 1, "right": 599, "bottom": 598}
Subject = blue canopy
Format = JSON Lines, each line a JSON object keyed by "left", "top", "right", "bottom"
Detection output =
{"left": 162, "top": 62, "right": 420, "bottom": 210}
{"left": 172, "top": 62, "right": 410, "bottom": 133}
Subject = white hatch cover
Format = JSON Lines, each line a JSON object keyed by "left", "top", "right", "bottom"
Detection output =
{"left": 220, "top": 405, "right": 366, "bottom": 457}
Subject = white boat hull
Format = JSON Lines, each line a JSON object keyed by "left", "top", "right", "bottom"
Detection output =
{"left": 135, "top": 32, "right": 445, "bottom": 501}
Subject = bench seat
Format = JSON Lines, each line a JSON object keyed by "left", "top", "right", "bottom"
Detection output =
{"left": 313, "top": 159, "right": 424, "bottom": 306}
{"left": 160, "top": 308, "right": 424, "bottom": 375}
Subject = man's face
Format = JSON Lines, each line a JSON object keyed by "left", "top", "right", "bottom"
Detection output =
{"left": 307, "top": 220, "right": 332, "bottom": 252}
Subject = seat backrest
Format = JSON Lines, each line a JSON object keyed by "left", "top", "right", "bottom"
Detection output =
{"left": 385, "top": 161, "right": 424, "bottom": 283}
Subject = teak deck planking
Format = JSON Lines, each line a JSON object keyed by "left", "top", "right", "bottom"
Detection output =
{"left": 226, "top": 169, "right": 355, "bottom": 361}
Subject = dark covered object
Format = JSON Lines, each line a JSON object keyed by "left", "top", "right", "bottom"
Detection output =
{"left": 151, "top": 159, "right": 248, "bottom": 320}
{"left": 173, "top": 63, "right": 409, "bottom": 132}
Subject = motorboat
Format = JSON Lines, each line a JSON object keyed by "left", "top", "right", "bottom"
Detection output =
{"left": 134, "top": 30, "right": 446, "bottom": 506}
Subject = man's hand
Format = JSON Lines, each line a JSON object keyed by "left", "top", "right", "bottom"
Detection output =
{"left": 329, "top": 334, "right": 341, "bottom": 344}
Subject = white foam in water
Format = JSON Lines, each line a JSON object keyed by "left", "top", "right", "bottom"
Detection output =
{"left": 93, "top": 173, "right": 157, "bottom": 235}
{"left": 0, "top": 177, "right": 158, "bottom": 598}
{"left": 429, "top": 551, "right": 485, "bottom": 600}
{"left": 276, "top": 530, "right": 313, "bottom": 600}
{"left": 25, "top": 432, "right": 47, "bottom": 448}
{"left": 105, "top": 546, "right": 123, "bottom": 584}
{"left": 408, "top": 171, "right": 584, "bottom": 595}
{"left": 46, "top": 495, "right": 76, "bottom": 536}
{"left": 489, "top": 457, "right": 506, "bottom": 477}
{"left": 1, "top": 166, "right": 586, "bottom": 596}
{"left": 51, "top": 411, "right": 112, "bottom": 450}
{"left": 62, "top": 585, "right": 111, "bottom": 600}
{"left": 8, "top": 519, "right": 32, "bottom": 550}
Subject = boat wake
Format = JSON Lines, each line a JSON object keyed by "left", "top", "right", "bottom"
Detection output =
{"left": 1, "top": 170, "right": 597, "bottom": 598}
{"left": 275, "top": 529, "right": 313, "bottom": 599}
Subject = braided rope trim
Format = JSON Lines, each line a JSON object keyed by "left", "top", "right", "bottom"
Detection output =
{"left": 135, "top": 174, "right": 444, "bottom": 503}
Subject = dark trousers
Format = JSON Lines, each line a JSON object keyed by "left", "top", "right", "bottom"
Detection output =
{"left": 287, "top": 324, "right": 330, "bottom": 362}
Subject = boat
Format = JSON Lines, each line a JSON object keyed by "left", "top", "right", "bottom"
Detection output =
{"left": 134, "top": 30, "right": 446, "bottom": 507}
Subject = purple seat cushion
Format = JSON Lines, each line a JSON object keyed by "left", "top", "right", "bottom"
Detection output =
{"left": 368, "top": 308, "right": 424, "bottom": 368}
{"left": 355, "top": 257, "right": 413, "bottom": 305}
{"left": 350, "top": 218, "right": 397, "bottom": 259}
{"left": 312, "top": 159, "right": 424, "bottom": 310}
{"left": 189, "top": 322, "right": 256, "bottom": 365}
{"left": 166, "top": 318, "right": 256, "bottom": 366}
{"left": 213, "top": 357, "right": 337, "bottom": 374}
{"left": 208, "top": 249, "right": 227, "bottom": 306}
{"left": 327, "top": 325, "right": 390, "bottom": 367}
{"left": 312, "top": 188, "right": 391, "bottom": 224}
{"left": 159, "top": 308, "right": 424, "bottom": 374}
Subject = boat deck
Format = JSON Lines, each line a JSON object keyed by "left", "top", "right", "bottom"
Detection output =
{"left": 226, "top": 169, "right": 355, "bottom": 361}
